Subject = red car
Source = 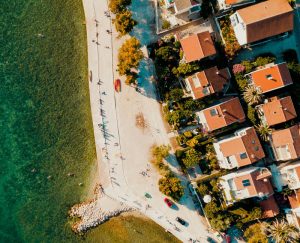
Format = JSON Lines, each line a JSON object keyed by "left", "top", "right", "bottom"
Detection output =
{"left": 164, "top": 198, "right": 173, "bottom": 207}
{"left": 114, "top": 79, "right": 121, "bottom": 92}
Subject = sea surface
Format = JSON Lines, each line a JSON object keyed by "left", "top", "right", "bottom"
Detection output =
{"left": 0, "top": 1, "right": 179, "bottom": 243}
{"left": 0, "top": 1, "right": 96, "bottom": 242}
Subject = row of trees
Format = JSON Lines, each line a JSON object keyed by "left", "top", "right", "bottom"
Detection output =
{"left": 150, "top": 145, "right": 184, "bottom": 201}
{"left": 109, "top": 0, "right": 136, "bottom": 37}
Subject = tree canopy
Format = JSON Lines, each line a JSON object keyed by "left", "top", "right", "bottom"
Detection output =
{"left": 182, "top": 148, "right": 201, "bottom": 168}
{"left": 244, "top": 223, "right": 268, "bottom": 243}
{"left": 109, "top": 0, "right": 131, "bottom": 14}
{"left": 158, "top": 176, "right": 184, "bottom": 201}
{"left": 118, "top": 37, "right": 144, "bottom": 75}
{"left": 114, "top": 9, "right": 136, "bottom": 37}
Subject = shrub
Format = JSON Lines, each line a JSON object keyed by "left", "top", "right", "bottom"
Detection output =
{"left": 254, "top": 56, "right": 275, "bottom": 67}
{"left": 183, "top": 131, "right": 193, "bottom": 138}
{"left": 210, "top": 213, "right": 233, "bottom": 232}
{"left": 241, "top": 60, "right": 254, "bottom": 73}
{"left": 197, "top": 183, "right": 209, "bottom": 197}
{"left": 204, "top": 201, "right": 221, "bottom": 218}
{"left": 169, "top": 88, "right": 183, "bottom": 102}
{"left": 155, "top": 46, "right": 178, "bottom": 64}
{"left": 232, "top": 64, "right": 245, "bottom": 74}
{"left": 235, "top": 74, "right": 248, "bottom": 91}
{"left": 186, "top": 137, "right": 199, "bottom": 148}
{"left": 183, "top": 99, "right": 205, "bottom": 111}
{"left": 200, "top": 0, "right": 212, "bottom": 19}
{"left": 158, "top": 176, "right": 184, "bottom": 201}
{"left": 247, "top": 105, "right": 257, "bottom": 125}
{"left": 244, "top": 223, "right": 268, "bottom": 243}
{"left": 125, "top": 72, "right": 138, "bottom": 85}
{"left": 162, "top": 19, "right": 171, "bottom": 30}
{"left": 172, "top": 62, "right": 201, "bottom": 77}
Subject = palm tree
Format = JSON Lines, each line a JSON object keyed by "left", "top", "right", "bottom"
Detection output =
{"left": 255, "top": 122, "right": 272, "bottom": 141}
{"left": 264, "top": 219, "right": 300, "bottom": 243}
{"left": 243, "top": 85, "right": 263, "bottom": 105}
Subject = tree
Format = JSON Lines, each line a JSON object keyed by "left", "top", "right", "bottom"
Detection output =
{"left": 265, "top": 219, "right": 300, "bottom": 243}
{"left": 169, "top": 88, "right": 183, "bottom": 102}
{"left": 151, "top": 144, "right": 170, "bottom": 163}
{"left": 204, "top": 201, "right": 220, "bottom": 219}
{"left": 158, "top": 176, "right": 184, "bottom": 201}
{"left": 183, "top": 99, "right": 205, "bottom": 111}
{"left": 197, "top": 183, "right": 209, "bottom": 197}
{"left": 125, "top": 72, "right": 138, "bottom": 85}
{"left": 155, "top": 46, "right": 177, "bottom": 64}
{"left": 244, "top": 223, "right": 268, "bottom": 243}
{"left": 186, "top": 137, "right": 199, "bottom": 148}
{"left": 162, "top": 19, "right": 171, "bottom": 30}
{"left": 172, "top": 62, "right": 201, "bottom": 77}
{"left": 241, "top": 60, "right": 254, "bottom": 73}
{"left": 254, "top": 56, "right": 276, "bottom": 67}
{"left": 210, "top": 213, "right": 233, "bottom": 232}
{"left": 114, "top": 9, "right": 136, "bottom": 36}
{"left": 109, "top": 0, "right": 131, "bottom": 14}
{"left": 243, "top": 85, "right": 263, "bottom": 105}
{"left": 118, "top": 37, "right": 144, "bottom": 75}
{"left": 255, "top": 123, "right": 272, "bottom": 141}
{"left": 166, "top": 109, "right": 192, "bottom": 129}
{"left": 182, "top": 148, "right": 201, "bottom": 168}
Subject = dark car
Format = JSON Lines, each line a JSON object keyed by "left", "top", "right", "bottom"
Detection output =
{"left": 175, "top": 217, "right": 187, "bottom": 226}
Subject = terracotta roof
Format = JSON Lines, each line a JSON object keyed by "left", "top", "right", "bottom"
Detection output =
{"left": 219, "top": 127, "right": 265, "bottom": 167}
{"left": 180, "top": 31, "right": 216, "bottom": 63}
{"left": 258, "top": 96, "right": 297, "bottom": 126}
{"left": 270, "top": 124, "right": 300, "bottom": 160}
{"left": 186, "top": 67, "right": 230, "bottom": 99}
{"left": 248, "top": 63, "right": 293, "bottom": 93}
{"left": 234, "top": 168, "right": 274, "bottom": 197}
{"left": 237, "top": 0, "right": 293, "bottom": 43}
{"left": 288, "top": 189, "right": 300, "bottom": 210}
{"left": 201, "top": 97, "right": 245, "bottom": 132}
{"left": 259, "top": 196, "right": 280, "bottom": 218}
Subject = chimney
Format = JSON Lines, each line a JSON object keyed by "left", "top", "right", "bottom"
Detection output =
{"left": 216, "top": 71, "right": 220, "bottom": 75}
{"left": 204, "top": 38, "right": 210, "bottom": 42}
{"left": 222, "top": 109, "right": 227, "bottom": 113}
{"left": 284, "top": 108, "right": 288, "bottom": 111}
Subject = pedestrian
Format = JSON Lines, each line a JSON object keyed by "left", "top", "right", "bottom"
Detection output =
{"left": 102, "top": 91, "right": 106, "bottom": 95}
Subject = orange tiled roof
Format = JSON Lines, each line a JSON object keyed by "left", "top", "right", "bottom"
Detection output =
{"left": 270, "top": 124, "right": 300, "bottom": 160}
{"left": 202, "top": 97, "right": 245, "bottom": 132}
{"left": 259, "top": 196, "right": 280, "bottom": 218}
{"left": 288, "top": 189, "right": 300, "bottom": 209}
{"left": 219, "top": 127, "right": 265, "bottom": 168}
{"left": 259, "top": 96, "right": 297, "bottom": 126}
{"left": 234, "top": 169, "right": 273, "bottom": 197}
{"left": 237, "top": 0, "right": 293, "bottom": 43}
{"left": 248, "top": 63, "right": 293, "bottom": 93}
{"left": 180, "top": 31, "right": 216, "bottom": 63}
{"left": 186, "top": 67, "right": 230, "bottom": 99}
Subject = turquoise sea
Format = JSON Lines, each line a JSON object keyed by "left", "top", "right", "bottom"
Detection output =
{"left": 0, "top": 1, "right": 96, "bottom": 242}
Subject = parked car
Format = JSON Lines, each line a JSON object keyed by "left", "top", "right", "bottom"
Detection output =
{"left": 164, "top": 198, "right": 173, "bottom": 207}
{"left": 114, "top": 79, "right": 121, "bottom": 92}
{"left": 175, "top": 217, "right": 187, "bottom": 226}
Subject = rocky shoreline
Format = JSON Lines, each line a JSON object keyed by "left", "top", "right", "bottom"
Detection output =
{"left": 69, "top": 184, "right": 134, "bottom": 233}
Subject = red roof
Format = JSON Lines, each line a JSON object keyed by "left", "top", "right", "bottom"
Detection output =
{"left": 186, "top": 67, "right": 230, "bottom": 99}
{"left": 258, "top": 96, "right": 297, "bottom": 126}
{"left": 180, "top": 31, "right": 216, "bottom": 63}
{"left": 200, "top": 97, "right": 245, "bottom": 132}
{"left": 259, "top": 196, "right": 280, "bottom": 218}
{"left": 248, "top": 63, "right": 293, "bottom": 93}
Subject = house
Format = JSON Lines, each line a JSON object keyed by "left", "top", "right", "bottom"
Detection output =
{"left": 256, "top": 96, "right": 297, "bottom": 126}
{"left": 196, "top": 97, "right": 245, "bottom": 132}
{"left": 287, "top": 189, "right": 300, "bottom": 229}
{"left": 217, "top": 0, "right": 255, "bottom": 10}
{"left": 245, "top": 62, "right": 293, "bottom": 94}
{"left": 269, "top": 124, "right": 300, "bottom": 161}
{"left": 259, "top": 196, "right": 280, "bottom": 218}
{"left": 230, "top": 0, "right": 294, "bottom": 45}
{"left": 219, "top": 167, "right": 274, "bottom": 205}
{"left": 184, "top": 66, "right": 231, "bottom": 100}
{"left": 213, "top": 127, "right": 265, "bottom": 170}
{"left": 179, "top": 31, "right": 216, "bottom": 63}
{"left": 174, "top": 0, "right": 202, "bottom": 21}
{"left": 279, "top": 162, "right": 300, "bottom": 190}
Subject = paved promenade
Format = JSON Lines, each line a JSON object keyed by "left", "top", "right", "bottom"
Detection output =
{"left": 82, "top": 0, "right": 216, "bottom": 242}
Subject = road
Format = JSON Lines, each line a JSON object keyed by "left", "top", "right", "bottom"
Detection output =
{"left": 82, "top": 0, "right": 216, "bottom": 242}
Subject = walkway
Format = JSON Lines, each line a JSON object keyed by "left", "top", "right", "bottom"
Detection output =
{"left": 82, "top": 0, "right": 216, "bottom": 242}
